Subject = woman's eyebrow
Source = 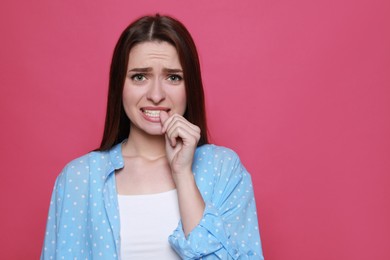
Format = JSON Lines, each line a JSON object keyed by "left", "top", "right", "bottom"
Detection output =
{"left": 163, "top": 68, "right": 183, "bottom": 73}
{"left": 128, "top": 68, "right": 182, "bottom": 73}
{"left": 128, "top": 67, "right": 152, "bottom": 73}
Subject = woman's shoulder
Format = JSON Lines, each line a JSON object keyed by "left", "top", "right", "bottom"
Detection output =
{"left": 196, "top": 143, "right": 241, "bottom": 161}
{"left": 62, "top": 149, "right": 110, "bottom": 171}
{"left": 58, "top": 144, "right": 122, "bottom": 180}
{"left": 194, "top": 144, "right": 253, "bottom": 193}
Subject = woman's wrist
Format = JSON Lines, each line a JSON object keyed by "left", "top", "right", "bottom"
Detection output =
{"left": 173, "top": 171, "right": 205, "bottom": 236}
{"left": 172, "top": 169, "right": 195, "bottom": 187}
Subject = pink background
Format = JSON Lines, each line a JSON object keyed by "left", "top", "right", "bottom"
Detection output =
{"left": 1, "top": 0, "right": 389, "bottom": 259}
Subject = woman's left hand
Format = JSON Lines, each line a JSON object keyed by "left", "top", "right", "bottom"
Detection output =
{"left": 160, "top": 111, "right": 200, "bottom": 176}
{"left": 160, "top": 111, "right": 205, "bottom": 237}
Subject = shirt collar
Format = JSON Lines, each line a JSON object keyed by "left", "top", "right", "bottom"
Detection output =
{"left": 107, "top": 141, "right": 125, "bottom": 175}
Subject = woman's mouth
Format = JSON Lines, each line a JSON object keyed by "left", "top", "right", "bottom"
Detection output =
{"left": 143, "top": 109, "right": 161, "bottom": 117}
{"left": 141, "top": 108, "right": 170, "bottom": 122}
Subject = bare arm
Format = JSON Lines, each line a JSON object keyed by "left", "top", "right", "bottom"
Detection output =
{"left": 160, "top": 111, "right": 205, "bottom": 236}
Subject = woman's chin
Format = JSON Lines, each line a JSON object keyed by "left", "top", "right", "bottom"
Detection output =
{"left": 146, "top": 130, "right": 164, "bottom": 136}
{"left": 137, "top": 125, "right": 164, "bottom": 137}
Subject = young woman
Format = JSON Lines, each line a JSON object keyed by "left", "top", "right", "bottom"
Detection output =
{"left": 41, "top": 14, "right": 264, "bottom": 259}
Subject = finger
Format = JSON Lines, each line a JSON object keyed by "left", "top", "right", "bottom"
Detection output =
{"left": 164, "top": 114, "right": 201, "bottom": 135}
{"left": 166, "top": 124, "right": 200, "bottom": 145}
{"left": 160, "top": 111, "right": 170, "bottom": 133}
{"left": 161, "top": 112, "right": 182, "bottom": 133}
{"left": 166, "top": 125, "right": 200, "bottom": 147}
{"left": 165, "top": 129, "right": 176, "bottom": 148}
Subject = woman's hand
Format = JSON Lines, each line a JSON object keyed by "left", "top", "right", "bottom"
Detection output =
{"left": 160, "top": 111, "right": 205, "bottom": 236}
{"left": 160, "top": 111, "right": 200, "bottom": 176}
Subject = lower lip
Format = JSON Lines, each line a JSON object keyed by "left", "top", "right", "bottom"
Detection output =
{"left": 141, "top": 111, "right": 161, "bottom": 123}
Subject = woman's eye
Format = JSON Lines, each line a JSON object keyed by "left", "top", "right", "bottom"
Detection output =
{"left": 168, "top": 74, "right": 183, "bottom": 82}
{"left": 131, "top": 74, "right": 146, "bottom": 81}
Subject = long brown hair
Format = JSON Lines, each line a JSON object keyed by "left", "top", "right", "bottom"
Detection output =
{"left": 98, "top": 14, "right": 208, "bottom": 150}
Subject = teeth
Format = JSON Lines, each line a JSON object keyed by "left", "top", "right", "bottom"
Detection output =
{"left": 143, "top": 110, "right": 161, "bottom": 117}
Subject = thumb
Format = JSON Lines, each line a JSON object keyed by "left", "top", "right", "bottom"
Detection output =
{"left": 160, "top": 110, "right": 169, "bottom": 132}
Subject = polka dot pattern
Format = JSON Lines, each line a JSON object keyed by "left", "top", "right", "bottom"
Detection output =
{"left": 41, "top": 142, "right": 264, "bottom": 259}
{"left": 169, "top": 145, "right": 264, "bottom": 259}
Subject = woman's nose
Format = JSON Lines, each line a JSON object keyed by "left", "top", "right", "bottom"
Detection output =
{"left": 146, "top": 79, "right": 166, "bottom": 104}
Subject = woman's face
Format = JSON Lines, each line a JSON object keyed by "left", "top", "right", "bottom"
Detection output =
{"left": 123, "top": 41, "right": 187, "bottom": 136}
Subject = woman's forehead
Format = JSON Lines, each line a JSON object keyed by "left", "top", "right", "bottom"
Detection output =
{"left": 128, "top": 41, "right": 181, "bottom": 70}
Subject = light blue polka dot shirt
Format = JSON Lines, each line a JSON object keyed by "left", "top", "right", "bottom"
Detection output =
{"left": 41, "top": 142, "right": 264, "bottom": 259}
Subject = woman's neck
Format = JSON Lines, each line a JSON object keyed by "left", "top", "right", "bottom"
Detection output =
{"left": 123, "top": 128, "right": 166, "bottom": 159}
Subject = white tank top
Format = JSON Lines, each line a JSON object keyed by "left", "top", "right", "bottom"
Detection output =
{"left": 118, "top": 189, "right": 181, "bottom": 260}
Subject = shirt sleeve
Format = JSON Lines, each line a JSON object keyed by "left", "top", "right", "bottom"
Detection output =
{"left": 169, "top": 148, "right": 264, "bottom": 259}
{"left": 40, "top": 169, "right": 66, "bottom": 260}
